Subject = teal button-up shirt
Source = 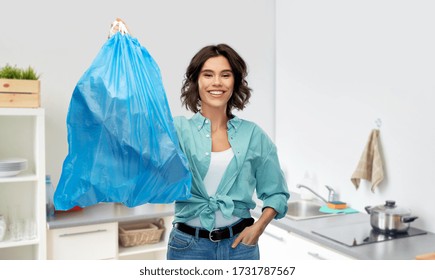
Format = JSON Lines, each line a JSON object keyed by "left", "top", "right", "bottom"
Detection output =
{"left": 173, "top": 112, "right": 289, "bottom": 231}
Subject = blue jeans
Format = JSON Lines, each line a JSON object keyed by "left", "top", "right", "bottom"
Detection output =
{"left": 166, "top": 222, "right": 260, "bottom": 260}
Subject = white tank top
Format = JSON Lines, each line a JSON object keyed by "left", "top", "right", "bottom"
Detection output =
{"left": 185, "top": 148, "right": 240, "bottom": 228}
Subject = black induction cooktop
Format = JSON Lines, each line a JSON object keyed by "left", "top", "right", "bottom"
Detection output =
{"left": 312, "top": 222, "right": 427, "bottom": 247}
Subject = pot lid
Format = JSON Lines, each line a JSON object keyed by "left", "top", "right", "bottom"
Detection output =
{"left": 371, "top": 200, "right": 411, "bottom": 215}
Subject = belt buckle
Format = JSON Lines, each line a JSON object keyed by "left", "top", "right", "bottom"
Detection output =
{"left": 209, "top": 229, "right": 221, "bottom": 242}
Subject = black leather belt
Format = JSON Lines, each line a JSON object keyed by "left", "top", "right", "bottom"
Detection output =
{"left": 174, "top": 218, "right": 255, "bottom": 242}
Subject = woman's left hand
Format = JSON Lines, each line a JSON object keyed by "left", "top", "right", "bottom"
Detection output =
{"left": 231, "top": 207, "right": 278, "bottom": 248}
{"left": 231, "top": 222, "right": 264, "bottom": 248}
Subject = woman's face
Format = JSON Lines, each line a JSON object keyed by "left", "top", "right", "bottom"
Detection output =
{"left": 198, "top": 55, "right": 234, "bottom": 114}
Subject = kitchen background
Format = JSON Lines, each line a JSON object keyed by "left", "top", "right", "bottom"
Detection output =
{"left": 276, "top": 0, "right": 435, "bottom": 233}
{"left": 1, "top": 0, "right": 435, "bottom": 235}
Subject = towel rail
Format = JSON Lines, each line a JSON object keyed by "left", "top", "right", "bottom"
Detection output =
{"left": 375, "top": 118, "right": 382, "bottom": 129}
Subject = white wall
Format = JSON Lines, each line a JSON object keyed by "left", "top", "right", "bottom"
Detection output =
{"left": 1, "top": 0, "right": 276, "bottom": 187}
{"left": 276, "top": 0, "right": 435, "bottom": 232}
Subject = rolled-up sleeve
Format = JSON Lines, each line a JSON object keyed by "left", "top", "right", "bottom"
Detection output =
{"left": 255, "top": 143, "right": 290, "bottom": 219}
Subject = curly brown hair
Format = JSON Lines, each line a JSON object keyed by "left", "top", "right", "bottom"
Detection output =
{"left": 180, "top": 44, "right": 252, "bottom": 118}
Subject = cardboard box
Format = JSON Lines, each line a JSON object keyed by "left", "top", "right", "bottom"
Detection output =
{"left": 0, "top": 79, "right": 40, "bottom": 108}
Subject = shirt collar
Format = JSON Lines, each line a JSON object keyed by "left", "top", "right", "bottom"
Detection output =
{"left": 192, "top": 112, "right": 207, "bottom": 131}
{"left": 192, "top": 112, "right": 242, "bottom": 131}
{"left": 228, "top": 115, "right": 241, "bottom": 131}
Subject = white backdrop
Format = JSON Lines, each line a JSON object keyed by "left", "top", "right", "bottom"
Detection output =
{"left": 276, "top": 0, "right": 435, "bottom": 232}
{"left": 0, "top": 0, "right": 276, "bottom": 187}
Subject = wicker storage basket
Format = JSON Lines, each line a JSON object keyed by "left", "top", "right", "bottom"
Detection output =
{"left": 119, "top": 219, "right": 165, "bottom": 247}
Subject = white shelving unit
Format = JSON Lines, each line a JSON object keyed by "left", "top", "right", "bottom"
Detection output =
{"left": 0, "top": 108, "right": 46, "bottom": 259}
{"left": 46, "top": 203, "right": 174, "bottom": 260}
{"left": 47, "top": 215, "right": 172, "bottom": 260}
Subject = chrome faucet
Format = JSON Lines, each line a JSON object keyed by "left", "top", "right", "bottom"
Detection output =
{"left": 296, "top": 184, "right": 336, "bottom": 203}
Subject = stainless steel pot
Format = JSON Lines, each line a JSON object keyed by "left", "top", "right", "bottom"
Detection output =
{"left": 365, "top": 200, "right": 418, "bottom": 234}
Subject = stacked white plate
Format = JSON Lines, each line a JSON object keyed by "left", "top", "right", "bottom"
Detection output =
{"left": 0, "top": 158, "right": 28, "bottom": 177}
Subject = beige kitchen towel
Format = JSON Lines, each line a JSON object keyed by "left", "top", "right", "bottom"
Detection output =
{"left": 351, "top": 129, "right": 384, "bottom": 192}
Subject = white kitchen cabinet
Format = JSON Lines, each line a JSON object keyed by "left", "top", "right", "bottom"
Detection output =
{"left": 260, "top": 223, "right": 354, "bottom": 260}
{"left": 0, "top": 108, "right": 46, "bottom": 259}
{"left": 259, "top": 222, "right": 294, "bottom": 259}
{"left": 286, "top": 232, "right": 355, "bottom": 260}
{"left": 47, "top": 215, "right": 172, "bottom": 260}
{"left": 47, "top": 222, "right": 118, "bottom": 260}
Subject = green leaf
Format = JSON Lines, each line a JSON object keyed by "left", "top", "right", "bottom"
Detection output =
{"left": 0, "top": 64, "right": 40, "bottom": 80}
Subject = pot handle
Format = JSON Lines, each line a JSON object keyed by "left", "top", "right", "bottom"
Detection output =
{"left": 402, "top": 216, "right": 418, "bottom": 223}
{"left": 364, "top": 206, "right": 372, "bottom": 214}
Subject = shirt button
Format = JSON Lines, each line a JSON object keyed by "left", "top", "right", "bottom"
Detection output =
{"left": 205, "top": 152, "right": 210, "bottom": 156}
{"left": 206, "top": 134, "right": 210, "bottom": 138}
{"left": 205, "top": 120, "right": 209, "bottom": 124}
{"left": 197, "top": 125, "right": 201, "bottom": 129}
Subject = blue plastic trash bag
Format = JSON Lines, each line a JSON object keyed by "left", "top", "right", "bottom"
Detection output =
{"left": 54, "top": 32, "right": 192, "bottom": 210}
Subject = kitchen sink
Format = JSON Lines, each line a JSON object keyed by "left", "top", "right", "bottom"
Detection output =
{"left": 286, "top": 199, "right": 338, "bottom": 220}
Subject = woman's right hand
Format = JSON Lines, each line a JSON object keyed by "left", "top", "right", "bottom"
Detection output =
{"left": 108, "top": 18, "right": 131, "bottom": 38}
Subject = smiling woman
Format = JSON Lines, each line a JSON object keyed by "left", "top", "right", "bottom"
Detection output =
{"left": 197, "top": 56, "right": 234, "bottom": 152}
{"left": 180, "top": 44, "right": 251, "bottom": 119}
{"left": 167, "top": 44, "right": 290, "bottom": 260}
{"left": 198, "top": 56, "right": 234, "bottom": 117}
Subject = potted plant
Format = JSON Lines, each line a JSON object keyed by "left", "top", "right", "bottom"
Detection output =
{"left": 0, "top": 64, "right": 41, "bottom": 108}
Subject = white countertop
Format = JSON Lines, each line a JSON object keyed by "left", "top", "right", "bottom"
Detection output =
{"left": 47, "top": 201, "right": 435, "bottom": 259}
{"left": 256, "top": 206, "right": 435, "bottom": 260}
{"left": 47, "top": 203, "right": 174, "bottom": 230}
